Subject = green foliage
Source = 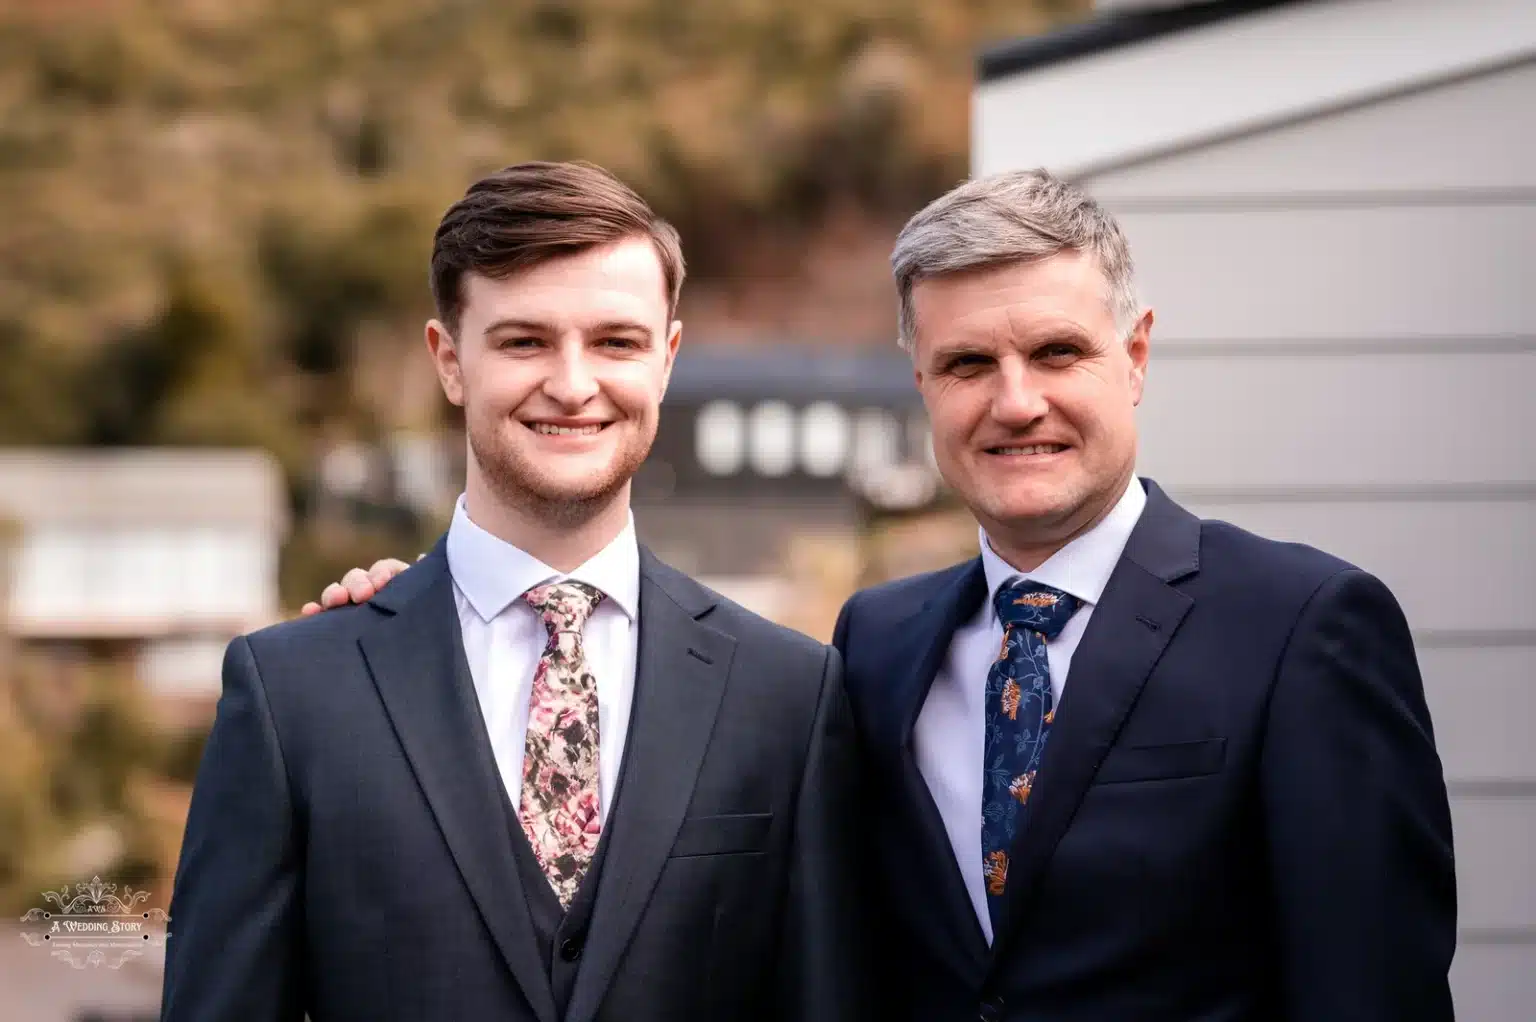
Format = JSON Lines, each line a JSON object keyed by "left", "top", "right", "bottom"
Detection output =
{"left": 0, "top": 319, "right": 85, "bottom": 443}
{"left": 0, "top": 0, "right": 1095, "bottom": 904}
{"left": 0, "top": 655, "right": 169, "bottom": 911}
{"left": 278, "top": 512, "right": 443, "bottom": 612}
{"left": 0, "top": 0, "right": 1086, "bottom": 606}
{"left": 0, "top": 687, "right": 52, "bottom": 897}
{"left": 157, "top": 726, "right": 210, "bottom": 786}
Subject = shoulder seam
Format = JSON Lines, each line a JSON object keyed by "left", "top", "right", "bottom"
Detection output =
{"left": 1255, "top": 566, "right": 1361, "bottom": 739}
{"left": 239, "top": 635, "right": 300, "bottom": 824}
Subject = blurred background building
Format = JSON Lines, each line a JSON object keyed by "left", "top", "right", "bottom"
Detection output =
{"left": 0, "top": 0, "right": 1530, "bottom": 1017}
{"left": 0, "top": 449, "right": 286, "bottom": 702}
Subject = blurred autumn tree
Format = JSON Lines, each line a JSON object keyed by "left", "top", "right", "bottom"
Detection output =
{"left": 0, "top": 0, "right": 1099, "bottom": 904}
{"left": 0, "top": 0, "right": 1086, "bottom": 603}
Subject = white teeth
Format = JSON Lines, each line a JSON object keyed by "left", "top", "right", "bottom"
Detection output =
{"left": 533, "top": 423, "right": 602, "bottom": 436}
{"left": 995, "top": 444, "right": 1064, "bottom": 456}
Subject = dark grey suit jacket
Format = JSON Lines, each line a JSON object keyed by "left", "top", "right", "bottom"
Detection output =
{"left": 161, "top": 543, "right": 867, "bottom": 1022}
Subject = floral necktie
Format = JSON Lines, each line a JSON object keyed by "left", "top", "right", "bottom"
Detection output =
{"left": 981, "top": 579, "right": 1081, "bottom": 930}
{"left": 519, "top": 581, "right": 605, "bottom": 908}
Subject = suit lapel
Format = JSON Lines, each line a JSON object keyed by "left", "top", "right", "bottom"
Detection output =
{"left": 358, "top": 546, "right": 559, "bottom": 1022}
{"left": 565, "top": 549, "right": 737, "bottom": 1022}
{"left": 881, "top": 559, "right": 993, "bottom": 974}
{"left": 992, "top": 481, "right": 1201, "bottom": 950}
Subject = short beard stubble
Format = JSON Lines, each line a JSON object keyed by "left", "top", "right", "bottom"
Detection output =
{"left": 467, "top": 416, "right": 653, "bottom": 530}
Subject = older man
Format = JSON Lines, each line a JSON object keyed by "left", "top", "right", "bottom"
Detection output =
{"left": 316, "top": 169, "right": 1455, "bottom": 1021}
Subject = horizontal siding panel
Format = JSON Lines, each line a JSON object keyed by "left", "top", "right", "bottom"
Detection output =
{"left": 1115, "top": 204, "right": 1535, "bottom": 341}
{"left": 1420, "top": 646, "right": 1536, "bottom": 784}
{"left": 1451, "top": 945, "right": 1536, "bottom": 1022}
{"left": 1173, "top": 499, "right": 1536, "bottom": 634}
{"left": 971, "top": 0, "right": 1536, "bottom": 179}
{"left": 1136, "top": 351, "right": 1536, "bottom": 488}
{"left": 1451, "top": 796, "right": 1536, "bottom": 932}
{"left": 1085, "top": 61, "right": 1536, "bottom": 199}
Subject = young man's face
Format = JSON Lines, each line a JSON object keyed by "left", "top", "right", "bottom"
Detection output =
{"left": 427, "top": 236, "right": 680, "bottom": 524}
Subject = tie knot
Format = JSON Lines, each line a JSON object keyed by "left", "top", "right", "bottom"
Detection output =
{"left": 523, "top": 580, "right": 605, "bottom": 636}
{"left": 993, "top": 580, "right": 1080, "bottom": 640}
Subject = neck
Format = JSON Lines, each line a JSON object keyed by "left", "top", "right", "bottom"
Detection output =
{"left": 463, "top": 475, "right": 632, "bottom": 573}
{"left": 984, "top": 473, "right": 1133, "bottom": 573}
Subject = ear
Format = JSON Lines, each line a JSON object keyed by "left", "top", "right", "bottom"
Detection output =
{"left": 1126, "top": 307, "right": 1153, "bottom": 407}
{"left": 658, "top": 318, "right": 682, "bottom": 401}
{"left": 426, "top": 319, "right": 465, "bottom": 407}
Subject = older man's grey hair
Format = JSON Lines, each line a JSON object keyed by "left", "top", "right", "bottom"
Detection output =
{"left": 891, "top": 169, "right": 1139, "bottom": 352}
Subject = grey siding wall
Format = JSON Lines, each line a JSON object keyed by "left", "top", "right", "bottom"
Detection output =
{"left": 1085, "top": 60, "right": 1536, "bottom": 198}
{"left": 1081, "top": 58, "right": 1536, "bottom": 1022}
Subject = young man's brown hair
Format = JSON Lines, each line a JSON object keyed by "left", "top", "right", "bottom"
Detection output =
{"left": 429, "top": 160, "right": 686, "bottom": 334}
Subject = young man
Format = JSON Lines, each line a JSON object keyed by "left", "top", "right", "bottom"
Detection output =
{"left": 163, "top": 161, "right": 866, "bottom": 1022}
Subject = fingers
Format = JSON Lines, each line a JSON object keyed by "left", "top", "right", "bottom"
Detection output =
{"left": 306, "top": 555, "right": 419, "bottom": 618}
{"left": 341, "top": 569, "right": 377, "bottom": 605}
{"left": 314, "top": 575, "right": 372, "bottom": 610}
{"left": 368, "top": 559, "right": 411, "bottom": 588}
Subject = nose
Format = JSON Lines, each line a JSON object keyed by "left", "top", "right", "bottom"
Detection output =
{"left": 542, "top": 342, "right": 601, "bottom": 409}
{"left": 991, "top": 358, "right": 1048, "bottom": 427}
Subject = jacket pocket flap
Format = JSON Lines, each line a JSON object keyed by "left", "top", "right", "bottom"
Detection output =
{"left": 1094, "top": 738, "right": 1226, "bottom": 785}
{"left": 670, "top": 812, "right": 774, "bottom": 857}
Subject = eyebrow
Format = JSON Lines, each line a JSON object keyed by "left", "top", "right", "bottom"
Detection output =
{"left": 588, "top": 319, "right": 655, "bottom": 336}
{"left": 481, "top": 318, "right": 654, "bottom": 337}
{"left": 932, "top": 328, "right": 1094, "bottom": 358}
{"left": 927, "top": 341, "right": 993, "bottom": 363}
{"left": 482, "top": 318, "right": 553, "bottom": 336}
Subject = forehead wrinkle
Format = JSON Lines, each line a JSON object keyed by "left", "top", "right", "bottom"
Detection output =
{"left": 1000, "top": 301, "right": 1102, "bottom": 346}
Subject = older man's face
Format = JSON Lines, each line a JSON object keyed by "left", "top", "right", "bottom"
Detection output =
{"left": 911, "top": 249, "right": 1150, "bottom": 566}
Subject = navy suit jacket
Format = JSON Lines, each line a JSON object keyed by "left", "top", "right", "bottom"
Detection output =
{"left": 162, "top": 544, "right": 867, "bottom": 1022}
{"left": 834, "top": 480, "right": 1456, "bottom": 1022}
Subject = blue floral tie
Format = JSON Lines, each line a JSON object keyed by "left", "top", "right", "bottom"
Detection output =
{"left": 982, "top": 579, "right": 1081, "bottom": 929}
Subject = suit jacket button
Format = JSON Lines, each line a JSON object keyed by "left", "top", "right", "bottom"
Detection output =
{"left": 978, "top": 996, "right": 1003, "bottom": 1021}
{"left": 559, "top": 936, "right": 583, "bottom": 962}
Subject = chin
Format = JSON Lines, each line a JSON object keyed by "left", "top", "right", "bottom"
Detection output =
{"left": 981, "top": 486, "right": 1083, "bottom": 528}
{"left": 523, "top": 468, "right": 627, "bottom": 504}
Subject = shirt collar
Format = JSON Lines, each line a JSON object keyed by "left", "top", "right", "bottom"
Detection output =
{"left": 445, "top": 494, "right": 640, "bottom": 624}
{"left": 979, "top": 476, "right": 1147, "bottom": 622}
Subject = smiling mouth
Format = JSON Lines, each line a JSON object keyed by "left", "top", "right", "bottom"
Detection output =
{"left": 527, "top": 422, "right": 608, "bottom": 436}
{"left": 987, "top": 443, "right": 1068, "bottom": 456}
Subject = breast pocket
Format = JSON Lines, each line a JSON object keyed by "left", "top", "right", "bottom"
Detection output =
{"left": 1093, "top": 738, "right": 1226, "bottom": 785}
{"left": 669, "top": 812, "right": 774, "bottom": 858}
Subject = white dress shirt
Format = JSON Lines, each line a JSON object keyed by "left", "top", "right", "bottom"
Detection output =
{"left": 913, "top": 478, "right": 1148, "bottom": 943}
{"left": 445, "top": 496, "right": 640, "bottom": 827}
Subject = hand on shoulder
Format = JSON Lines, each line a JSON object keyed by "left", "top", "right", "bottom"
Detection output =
{"left": 299, "top": 555, "right": 422, "bottom": 616}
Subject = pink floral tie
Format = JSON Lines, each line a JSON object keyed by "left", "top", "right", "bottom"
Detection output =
{"left": 519, "top": 581, "right": 605, "bottom": 907}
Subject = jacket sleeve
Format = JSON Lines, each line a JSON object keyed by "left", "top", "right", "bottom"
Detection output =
{"left": 772, "top": 644, "right": 875, "bottom": 1022}
{"left": 161, "top": 635, "right": 305, "bottom": 1021}
{"left": 1261, "top": 568, "right": 1456, "bottom": 1021}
